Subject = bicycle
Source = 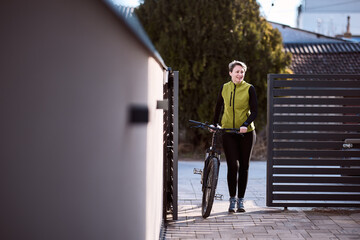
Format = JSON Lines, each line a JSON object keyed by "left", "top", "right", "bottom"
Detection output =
{"left": 189, "top": 120, "right": 241, "bottom": 218}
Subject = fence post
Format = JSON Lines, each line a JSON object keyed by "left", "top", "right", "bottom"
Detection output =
{"left": 266, "top": 74, "right": 275, "bottom": 207}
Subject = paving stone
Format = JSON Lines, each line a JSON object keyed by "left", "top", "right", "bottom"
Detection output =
{"left": 242, "top": 226, "right": 267, "bottom": 233}
{"left": 290, "top": 229, "right": 312, "bottom": 238}
{"left": 252, "top": 233, "right": 282, "bottom": 239}
{"left": 276, "top": 232, "right": 305, "bottom": 239}
{"left": 336, "top": 234, "right": 360, "bottom": 240}
{"left": 332, "top": 219, "right": 359, "bottom": 228}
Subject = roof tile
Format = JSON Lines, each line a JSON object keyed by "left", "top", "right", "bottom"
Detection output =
{"left": 285, "top": 43, "right": 360, "bottom": 75}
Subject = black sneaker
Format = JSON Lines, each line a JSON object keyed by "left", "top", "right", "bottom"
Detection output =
{"left": 228, "top": 197, "right": 236, "bottom": 213}
{"left": 237, "top": 198, "right": 245, "bottom": 212}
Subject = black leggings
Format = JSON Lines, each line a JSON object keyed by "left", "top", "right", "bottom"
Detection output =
{"left": 222, "top": 130, "right": 256, "bottom": 198}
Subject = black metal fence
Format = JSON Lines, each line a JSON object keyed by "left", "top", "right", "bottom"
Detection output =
{"left": 267, "top": 74, "right": 360, "bottom": 208}
{"left": 163, "top": 69, "right": 178, "bottom": 220}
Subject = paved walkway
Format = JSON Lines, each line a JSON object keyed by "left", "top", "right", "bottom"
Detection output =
{"left": 165, "top": 161, "right": 360, "bottom": 239}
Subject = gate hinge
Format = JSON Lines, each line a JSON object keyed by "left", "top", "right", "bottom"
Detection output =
{"left": 157, "top": 99, "right": 168, "bottom": 110}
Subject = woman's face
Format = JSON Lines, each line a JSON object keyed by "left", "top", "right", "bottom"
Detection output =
{"left": 229, "top": 65, "right": 245, "bottom": 84}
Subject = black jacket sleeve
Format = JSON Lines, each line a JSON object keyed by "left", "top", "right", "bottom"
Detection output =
{"left": 213, "top": 85, "right": 224, "bottom": 125}
{"left": 241, "top": 85, "right": 258, "bottom": 127}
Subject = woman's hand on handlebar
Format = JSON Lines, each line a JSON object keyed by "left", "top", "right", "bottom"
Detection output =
{"left": 208, "top": 124, "right": 216, "bottom": 133}
{"left": 239, "top": 126, "right": 247, "bottom": 134}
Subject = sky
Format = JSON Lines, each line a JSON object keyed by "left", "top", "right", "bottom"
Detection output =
{"left": 257, "top": 0, "right": 303, "bottom": 27}
{"left": 112, "top": 0, "right": 303, "bottom": 28}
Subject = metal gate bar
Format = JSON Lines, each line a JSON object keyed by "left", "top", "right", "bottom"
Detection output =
{"left": 267, "top": 74, "right": 360, "bottom": 208}
{"left": 163, "top": 69, "right": 178, "bottom": 220}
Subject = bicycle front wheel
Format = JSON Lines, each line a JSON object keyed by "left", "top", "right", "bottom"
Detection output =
{"left": 201, "top": 157, "right": 219, "bottom": 218}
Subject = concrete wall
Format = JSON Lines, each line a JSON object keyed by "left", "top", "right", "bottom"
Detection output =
{"left": 0, "top": 1, "right": 164, "bottom": 239}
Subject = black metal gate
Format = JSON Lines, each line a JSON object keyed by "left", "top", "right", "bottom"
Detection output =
{"left": 267, "top": 74, "right": 360, "bottom": 207}
{"left": 163, "top": 69, "right": 178, "bottom": 220}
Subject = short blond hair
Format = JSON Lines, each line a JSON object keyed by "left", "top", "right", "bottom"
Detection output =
{"left": 229, "top": 60, "right": 247, "bottom": 72}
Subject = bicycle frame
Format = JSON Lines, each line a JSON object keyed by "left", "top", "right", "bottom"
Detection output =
{"left": 189, "top": 119, "right": 240, "bottom": 217}
{"left": 204, "top": 131, "right": 221, "bottom": 177}
{"left": 205, "top": 136, "right": 218, "bottom": 160}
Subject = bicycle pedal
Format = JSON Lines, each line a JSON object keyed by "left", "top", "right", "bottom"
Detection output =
{"left": 215, "top": 193, "right": 224, "bottom": 200}
{"left": 193, "top": 168, "right": 202, "bottom": 175}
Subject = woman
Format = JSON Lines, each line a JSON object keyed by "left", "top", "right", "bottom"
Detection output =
{"left": 213, "top": 60, "right": 257, "bottom": 213}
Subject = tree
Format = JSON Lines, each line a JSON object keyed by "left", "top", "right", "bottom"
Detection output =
{"left": 135, "top": 0, "right": 291, "bottom": 147}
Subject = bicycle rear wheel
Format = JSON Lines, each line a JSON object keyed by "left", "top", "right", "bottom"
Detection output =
{"left": 201, "top": 157, "right": 219, "bottom": 218}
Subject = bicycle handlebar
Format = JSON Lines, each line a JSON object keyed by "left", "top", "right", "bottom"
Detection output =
{"left": 189, "top": 120, "right": 241, "bottom": 134}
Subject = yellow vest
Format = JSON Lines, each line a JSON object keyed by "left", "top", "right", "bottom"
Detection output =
{"left": 221, "top": 81, "right": 255, "bottom": 132}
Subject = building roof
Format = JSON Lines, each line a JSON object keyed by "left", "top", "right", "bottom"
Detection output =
{"left": 269, "top": 20, "right": 360, "bottom": 75}
{"left": 270, "top": 22, "right": 350, "bottom": 44}
{"left": 284, "top": 42, "right": 360, "bottom": 74}
{"left": 285, "top": 42, "right": 360, "bottom": 54}
{"left": 103, "top": 0, "right": 167, "bottom": 69}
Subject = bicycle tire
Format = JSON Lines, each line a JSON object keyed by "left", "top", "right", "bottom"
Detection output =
{"left": 201, "top": 157, "right": 219, "bottom": 218}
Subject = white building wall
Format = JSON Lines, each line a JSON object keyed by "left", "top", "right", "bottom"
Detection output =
{"left": 300, "top": 12, "right": 360, "bottom": 36}
{"left": 300, "top": 0, "right": 360, "bottom": 36}
{"left": 0, "top": 1, "right": 164, "bottom": 239}
{"left": 302, "top": 0, "right": 360, "bottom": 12}
{"left": 146, "top": 58, "right": 166, "bottom": 240}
